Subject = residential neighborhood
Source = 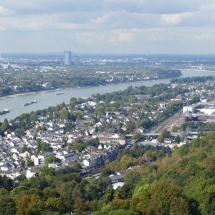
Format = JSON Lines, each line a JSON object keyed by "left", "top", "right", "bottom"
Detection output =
{"left": 1, "top": 77, "right": 215, "bottom": 181}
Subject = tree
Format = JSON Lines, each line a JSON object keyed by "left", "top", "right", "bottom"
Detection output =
{"left": 16, "top": 194, "right": 46, "bottom": 215}
{"left": 114, "top": 184, "right": 133, "bottom": 199}
{"left": 37, "top": 140, "right": 42, "bottom": 154}
{"left": 22, "top": 145, "right": 28, "bottom": 153}
{"left": 59, "top": 109, "right": 69, "bottom": 120}
{"left": 132, "top": 131, "right": 141, "bottom": 140}
{"left": 201, "top": 192, "right": 215, "bottom": 215}
{"left": 120, "top": 155, "right": 133, "bottom": 170}
{"left": 40, "top": 167, "right": 55, "bottom": 177}
{"left": 0, "top": 197, "right": 16, "bottom": 215}
{"left": 46, "top": 197, "right": 65, "bottom": 214}
{"left": 2, "top": 175, "right": 13, "bottom": 191}
{"left": 30, "top": 113, "right": 37, "bottom": 122}
{"left": 75, "top": 111, "right": 83, "bottom": 120}
{"left": 124, "top": 170, "right": 140, "bottom": 186}
{"left": 73, "top": 142, "right": 85, "bottom": 152}
{"left": 14, "top": 175, "right": 27, "bottom": 183}
{"left": 26, "top": 156, "right": 34, "bottom": 167}
{"left": 45, "top": 156, "right": 61, "bottom": 165}
{"left": 74, "top": 197, "right": 88, "bottom": 215}
{"left": 125, "top": 122, "right": 135, "bottom": 133}
{"left": 172, "top": 125, "right": 178, "bottom": 132}
{"left": 157, "top": 129, "right": 171, "bottom": 143}
{"left": 95, "top": 126, "right": 99, "bottom": 133}
{"left": 0, "top": 188, "right": 9, "bottom": 197}
{"left": 129, "top": 97, "right": 137, "bottom": 103}
{"left": 175, "top": 135, "right": 181, "bottom": 144}
{"left": 41, "top": 142, "right": 53, "bottom": 153}
{"left": 102, "top": 188, "right": 114, "bottom": 205}
{"left": 1, "top": 118, "right": 9, "bottom": 131}
{"left": 108, "top": 209, "right": 138, "bottom": 215}
{"left": 131, "top": 182, "right": 191, "bottom": 215}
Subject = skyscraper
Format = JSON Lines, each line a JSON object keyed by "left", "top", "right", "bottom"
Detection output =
{"left": 74, "top": 56, "right": 80, "bottom": 65}
{"left": 64, "top": 51, "right": 71, "bottom": 66}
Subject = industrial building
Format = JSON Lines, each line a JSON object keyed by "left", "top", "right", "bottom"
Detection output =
{"left": 183, "top": 104, "right": 203, "bottom": 113}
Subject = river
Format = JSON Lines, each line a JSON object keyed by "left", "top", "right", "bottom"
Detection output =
{"left": 0, "top": 69, "right": 214, "bottom": 122}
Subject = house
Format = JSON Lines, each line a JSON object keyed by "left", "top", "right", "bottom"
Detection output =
{"left": 164, "top": 138, "right": 172, "bottom": 144}
{"left": 34, "top": 152, "right": 56, "bottom": 166}
{"left": 143, "top": 154, "right": 153, "bottom": 163}
{"left": 83, "top": 154, "right": 103, "bottom": 168}
{"left": 56, "top": 152, "right": 78, "bottom": 162}
{"left": 26, "top": 168, "right": 40, "bottom": 179}
{"left": 0, "top": 162, "right": 13, "bottom": 171}
{"left": 160, "top": 103, "right": 166, "bottom": 109}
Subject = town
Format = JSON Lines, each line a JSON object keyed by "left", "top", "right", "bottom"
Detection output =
{"left": 1, "top": 75, "right": 215, "bottom": 183}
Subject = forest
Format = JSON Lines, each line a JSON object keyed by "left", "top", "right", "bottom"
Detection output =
{"left": 1, "top": 133, "right": 215, "bottom": 214}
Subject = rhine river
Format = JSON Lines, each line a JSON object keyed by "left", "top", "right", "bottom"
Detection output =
{"left": 0, "top": 69, "right": 215, "bottom": 122}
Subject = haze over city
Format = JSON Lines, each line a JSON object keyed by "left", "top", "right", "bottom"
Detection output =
{"left": 0, "top": 0, "right": 215, "bottom": 54}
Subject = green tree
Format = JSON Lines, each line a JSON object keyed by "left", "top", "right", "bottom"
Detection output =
{"left": 108, "top": 209, "right": 138, "bottom": 215}
{"left": 74, "top": 197, "right": 88, "bottom": 215}
{"left": 30, "top": 113, "right": 37, "bottom": 122}
{"left": 172, "top": 125, "right": 178, "bottom": 132}
{"left": 45, "top": 156, "right": 61, "bottom": 165}
{"left": 0, "top": 188, "right": 9, "bottom": 197}
{"left": 0, "top": 197, "right": 16, "bottom": 215}
{"left": 22, "top": 145, "right": 28, "bottom": 153}
{"left": 1, "top": 118, "right": 9, "bottom": 131}
{"left": 40, "top": 167, "right": 55, "bottom": 177}
{"left": 59, "top": 109, "right": 69, "bottom": 120}
{"left": 175, "top": 135, "right": 181, "bottom": 144}
{"left": 41, "top": 142, "right": 53, "bottom": 153}
{"left": 102, "top": 188, "right": 114, "bottom": 205}
{"left": 157, "top": 129, "right": 171, "bottom": 143}
{"left": 115, "top": 184, "right": 133, "bottom": 199}
{"left": 201, "top": 192, "right": 215, "bottom": 215}
{"left": 16, "top": 194, "right": 46, "bottom": 215}
{"left": 124, "top": 170, "right": 140, "bottom": 186}
{"left": 37, "top": 140, "right": 42, "bottom": 154}
{"left": 132, "top": 131, "right": 141, "bottom": 140}
{"left": 46, "top": 197, "right": 64, "bottom": 214}
{"left": 131, "top": 182, "right": 191, "bottom": 215}
{"left": 125, "top": 122, "right": 135, "bottom": 133}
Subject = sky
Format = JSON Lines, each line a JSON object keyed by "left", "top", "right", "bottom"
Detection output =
{"left": 0, "top": 0, "right": 215, "bottom": 54}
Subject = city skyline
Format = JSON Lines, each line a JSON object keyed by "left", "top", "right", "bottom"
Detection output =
{"left": 0, "top": 0, "right": 215, "bottom": 54}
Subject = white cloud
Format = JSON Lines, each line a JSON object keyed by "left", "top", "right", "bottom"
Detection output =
{"left": 147, "top": 28, "right": 166, "bottom": 32}
{"left": 76, "top": 32, "right": 107, "bottom": 44}
{"left": 109, "top": 31, "right": 133, "bottom": 43}
{"left": 161, "top": 14, "right": 182, "bottom": 26}
{"left": 0, "top": 0, "right": 214, "bottom": 53}
{"left": 194, "top": 34, "right": 213, "bottom": 40}
{"left": 0, "top": 5, "right": 7, "bottom": 13}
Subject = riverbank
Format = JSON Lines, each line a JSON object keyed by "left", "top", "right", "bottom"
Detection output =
{"left": 1, "top": 69, "right": 215, "bottom": 122}
{"left": 0, "top": 89, "right": 56, "bottom": 100}
{"left": 0, "top": 77, "right": 176, "bottom": 100}
{"left": 0, "top": 68, "right": 214, "bottom": 102}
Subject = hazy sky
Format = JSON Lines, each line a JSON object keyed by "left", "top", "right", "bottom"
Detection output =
{"left": 0, "top": 0, "right": 215, "bottom": 54}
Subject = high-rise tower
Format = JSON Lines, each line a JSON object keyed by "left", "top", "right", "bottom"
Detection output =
{"left": 74, "top": 56, "right": 80, "bottom": 65}
{"left": 64, "top": 51, "right": 71, "bottom": 66}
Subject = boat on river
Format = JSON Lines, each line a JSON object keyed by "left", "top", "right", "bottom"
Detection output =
{"left": 0, "top": 109, "right": 10, "bottom": 115}
{"left": 56, "top": 92, "right": 64, "bottom": 95}
{"left": 23, "top": 100, "right": 37, "bottom": 106}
